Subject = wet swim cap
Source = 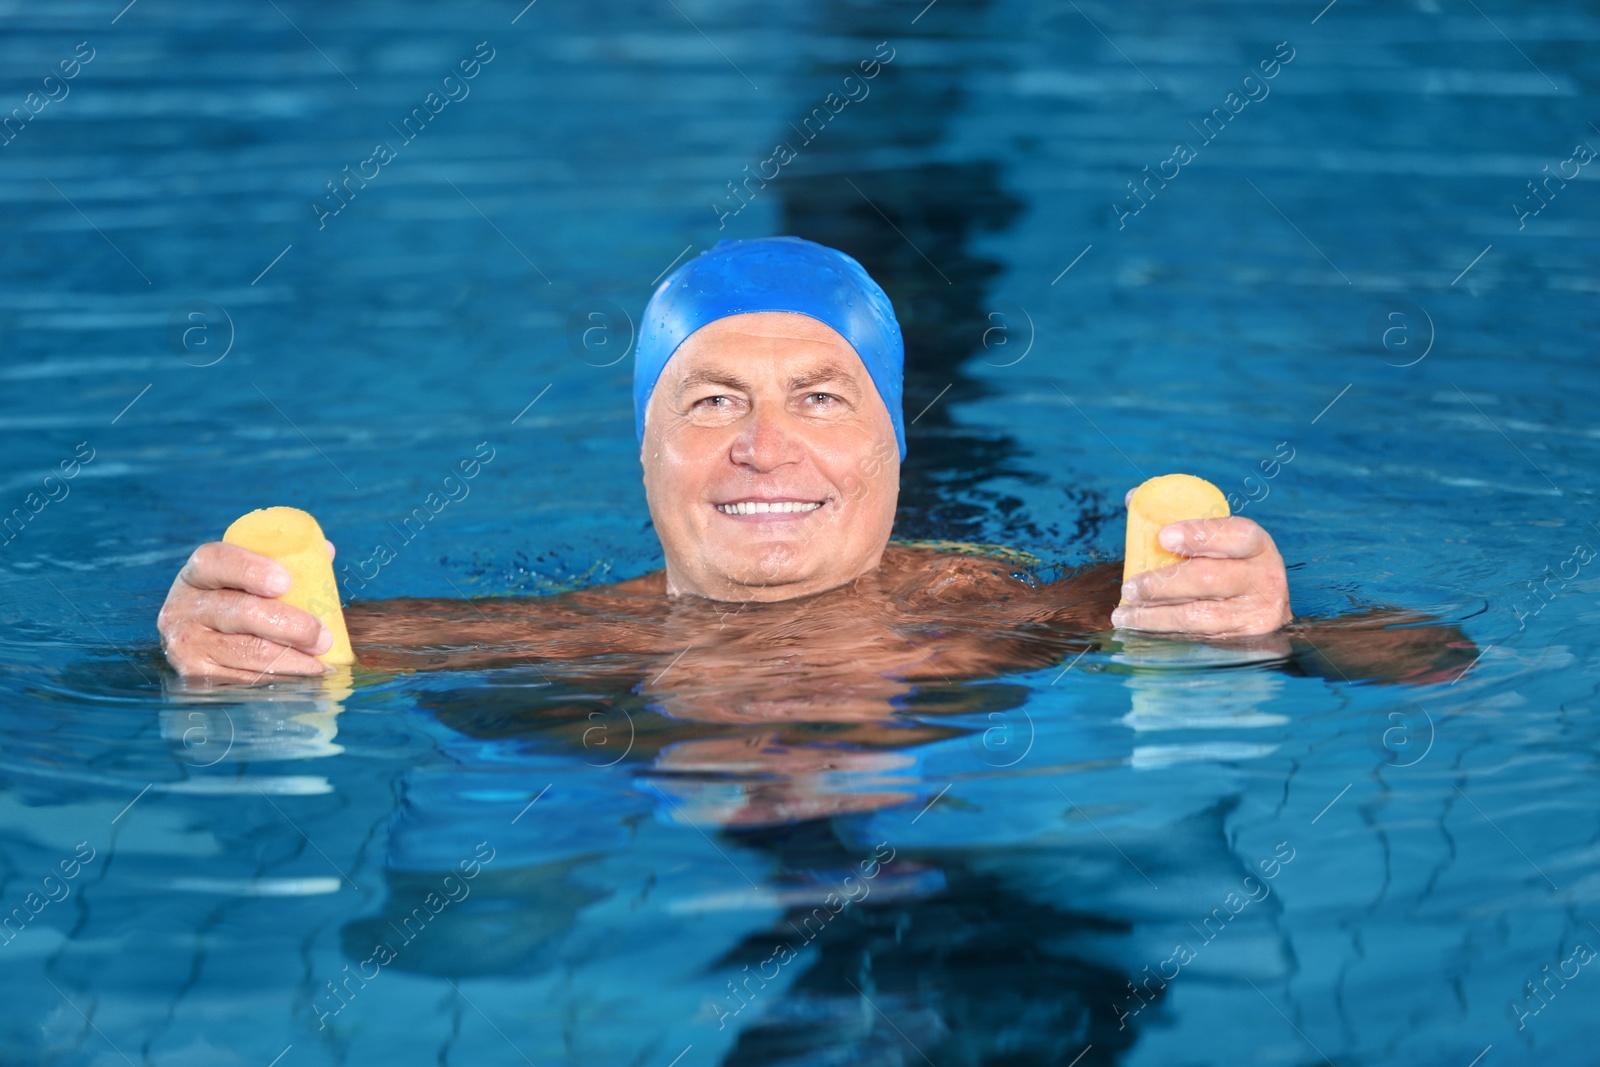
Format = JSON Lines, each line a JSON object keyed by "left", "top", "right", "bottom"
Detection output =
{"left": 633, "top": 236, "right": 906, "bottom": 460}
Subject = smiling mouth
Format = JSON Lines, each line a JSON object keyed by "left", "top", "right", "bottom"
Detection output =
{"left": 713, "top": 499, "right": 825, "bottom": 516}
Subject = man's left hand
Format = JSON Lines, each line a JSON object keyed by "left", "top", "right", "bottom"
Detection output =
{"left": 1111, "top": 515, "right": 1292, "bottom": 637}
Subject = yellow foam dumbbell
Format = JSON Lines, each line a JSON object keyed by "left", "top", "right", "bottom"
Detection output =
{"left": 223, "top": 506, "right": 355, "bottom": 666}
{"left": 1121, "top": 474, "right": 1230, "bottom": 603}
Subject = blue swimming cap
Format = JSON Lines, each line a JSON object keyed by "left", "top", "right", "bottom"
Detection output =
{"left": 633, "top": 236, "right": 906, "bottom": 460}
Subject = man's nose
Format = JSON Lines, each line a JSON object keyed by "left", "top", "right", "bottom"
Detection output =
{"left": 729, "top": 405, "right": 801, "bottom": 471}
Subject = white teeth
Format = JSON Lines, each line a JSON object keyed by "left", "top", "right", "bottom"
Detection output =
{"left": 715, "top": 501, "right": 823, "bottom": 515}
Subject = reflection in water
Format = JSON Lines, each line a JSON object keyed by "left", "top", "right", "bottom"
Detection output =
{"left": 340, "top": 852, "right": 602, "bottom": 982}
{"left": 2, "top": 594, "right": 1476, "bottom": 1065}
{"left": 1114, "top": 633, "right": 1288, "bottom": 768}
{"left": 761, "top": 0, "right": 1099, "bottom": 548}
{"left": 159, "top": 668, "right": 355, "bottom": 764}
{"left": 715, "top": 863, "right": 1140, "bottom": 1066}
{"left": 8, "top": 518, "right": 1479, "bottom": 1062}
{"left": 371, "top": 585, "right": 1470, "bottom": 1063}
{"left": 782, "top": 159, "right": 1039, "bottom": 545}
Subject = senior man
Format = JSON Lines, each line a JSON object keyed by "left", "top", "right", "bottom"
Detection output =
{"left": 161, "top": 237, "right": 1460, "bottom": 694}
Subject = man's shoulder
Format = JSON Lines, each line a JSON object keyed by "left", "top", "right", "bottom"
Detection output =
{"left": 570, "top": 570, "right": 667, "bottom": 603}
{"left": 878, "top": 541, "right": 1041, "bottom": 600}
{"left": 879, "top": 542, "right": 1122, "bottom": 613}
{"left": 887, "top": 539, "right": 1042, "bottom": 568}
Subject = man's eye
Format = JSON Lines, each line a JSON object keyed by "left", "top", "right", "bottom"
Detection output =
{"left": 694, "top": 395, "right": 729, "bottom": 408}
{"left": 806, "top": 393, "right": 838, "bottom": 405}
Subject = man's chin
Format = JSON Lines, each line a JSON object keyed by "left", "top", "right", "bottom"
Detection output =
{"left": 700, "top": 548, "right": 837, "bottom": 601}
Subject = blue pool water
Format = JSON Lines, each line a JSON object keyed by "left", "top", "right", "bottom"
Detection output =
{"left": 3, "top": 1, "right": 1599, "bottom": 1064}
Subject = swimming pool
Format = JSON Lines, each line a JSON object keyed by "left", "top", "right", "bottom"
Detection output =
{"left": 3, "top": 0, "right": 1598, "bottom": 1063}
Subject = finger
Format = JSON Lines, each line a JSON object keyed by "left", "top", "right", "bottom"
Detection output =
{"left": 179, "top": 542, "right": 292, "bottom": 597}
{"left": 161, "top": 625, "right": 330, "bottom": 681}
{"left": 1112, "top": 597, "right": 1266, "bottom": 637}
{"left": 1158, "top": 516, "right": 1270, "bottom": 560}
{"left": 206, "top": 631, "right": 333, "bottom": 678}
{"left": 1123, "top": 557, "right": 1256, "bottom": 606}
{"left": 191, "top": 589, "right": 332, "bottom": 654}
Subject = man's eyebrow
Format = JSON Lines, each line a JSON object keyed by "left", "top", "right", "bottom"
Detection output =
{"left": 676, "top": 369, "right": 756, "bottom": 393}
{"left": 786, "top": 361, "right": 861, "bottom": 391}
{"left": 674, "top": 362, "right": 861, "bottom": 393}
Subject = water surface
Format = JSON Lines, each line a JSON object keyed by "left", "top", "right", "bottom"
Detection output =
{"left": 2, "top": 0, "right": 1599, "bottom": 1064}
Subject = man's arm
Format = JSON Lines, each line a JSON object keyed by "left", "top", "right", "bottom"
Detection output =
{"left": 155, "top": 535, "right": 670, "bottom": 680}
{"left": 342, "top": 574, "right": 675, "bottom": 674}
{"left": 1030, "top": 555, "right": 1478, "bottom": 687}
{"left": 1283, "top": 608, "right": 1481, "bottom": 686}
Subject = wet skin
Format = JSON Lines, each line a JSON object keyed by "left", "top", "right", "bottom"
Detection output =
{"left": 349, "top": 546, "right": 1477, "bottom": 826}
{"left": 348, "top": 545, "right": 1478, "bottom": 710}
{"left": 157, "top": 307, "right": 1477, "bottom": 822}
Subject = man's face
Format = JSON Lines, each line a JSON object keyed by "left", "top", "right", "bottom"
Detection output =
{"left": 641, "top": 311, "right": 901, "bottom": 602}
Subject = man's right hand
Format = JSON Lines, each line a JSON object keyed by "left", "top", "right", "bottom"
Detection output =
{"left": 157, "top": 541, "right": 336, "bottom": 681}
